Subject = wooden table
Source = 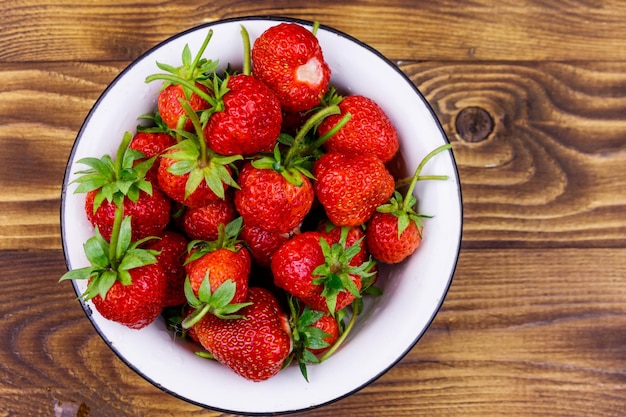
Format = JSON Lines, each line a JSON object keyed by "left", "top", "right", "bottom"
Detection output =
{"left": 2, "top": 1, "right": 625, "bottom": 416}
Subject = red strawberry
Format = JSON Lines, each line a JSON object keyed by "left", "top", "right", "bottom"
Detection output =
{"left": 129, "top": 130, "right": 177, "bottom": 182}
{"left": 146, "top": 30, "right": 219, "bottom": 131}
{"left": 181, "top": 194, "right": 237, "bottom": 241}
{"left": 306, "top": 313, "right": 339, "bottom": 356}
{"left": 204, "top": 74, "right": 282, "bottom": 156}
{"left": 60, "top": 213, "right": 166, "bottom": 330}
{"left": 271, "top": 231, "right": 374, "bottom": 313}
{"left": 239, "top": 222, "right": 292, "bottom": 267}
{"left": 234, "top": 160, "right": 314, "bottom": 234}
{"left": 367, "top": 144, "right": 452, "bottom": 263}
{"left": 181, "top": 218, "right": 252, "bottom": 323}
{"left": 193, "top": 287, "right": 292, "bottom": 382}
{"left": 85, "top": 186, "right": 171, "bottom": 242}
{"left": 155, "top": 95, "right": 241, "bottom": 208}
{"left": 74, "top": 131, "right": 171, "bottom": 242}
{"left": 366, "top": 211, "right": 421, "bottom": 264}
{"left": 312, "top": 151, "right": 395, "bottom": 227}
{"left": 91, "top": 262, "right": 166, "bottom": 329}
{"left": 184, "top": 245, "right": 251, "bottom": 309}
{"left": 158, "top": 83, "right": 211, "bottom": 131}
{"left": 318, "top": 93, "right": 399, "bottom": 163}
{"left": 252, "top": 22, "right": 331, "bottom": 112}
{"left": 143, "top": 230, "right": 189, "bottom": 307}
{"left": 317, "top": 221, "right": 369, "bottom": 266}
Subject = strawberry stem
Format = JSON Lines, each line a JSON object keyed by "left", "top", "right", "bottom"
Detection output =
{"left": 309, "top": 112, "right": 351, "bottom": 151}
{"left": 240, "top": 25, "right": 251, "bottom": 76}
{"left": 178, "top": 98, "right": 212, "bottom": 165}
{"left": 395, "top": 175, "right": 449, "bottom": 188}
{"left": 191, "top": 29, "right": 214, "bottom": 70}
{"left": 401, "top": 144, "right": 452, "bottom": 212}
{"left": 283, "top": 105, "right": 341, "bottom": 167}
{"left": 108, "top": 198, "right": 125, "bottom": 268}
{"left": 319, "top": 299, "right": 360, "bottom": 362}
{"left": 145, "top": 73, "right": 214, "bottom": 104}
{"left": 114, "top": 131, "right": 133, "bottom": 177}
{"left": 312, "top": 21, "right": 320, "bottom": 36}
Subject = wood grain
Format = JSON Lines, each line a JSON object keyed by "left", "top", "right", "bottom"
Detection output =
{"left": 2, "top": 248, "right": 624, "bottom": 416}
{"left": 2, "top": 1, "right": 626, "bottom": 62}
{"left": 2, "top": 0, "right": 626, "bottom": 416}
{"left": 408, "top": 61, "right": 626, "bottom": 248}
{"left": 2, "top": 61, "right": 625, "bottom": 250}
{"left": 0, "top": 62, "right": 125, "bottom": 250}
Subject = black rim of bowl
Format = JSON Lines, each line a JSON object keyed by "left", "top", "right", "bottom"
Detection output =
{"left": 60, "top": 15, "right": 464, "bottom": 416}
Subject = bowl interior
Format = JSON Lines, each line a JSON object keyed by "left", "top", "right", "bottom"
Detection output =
{"left": 61, "top": 17, "right": 462, "bottom": 415}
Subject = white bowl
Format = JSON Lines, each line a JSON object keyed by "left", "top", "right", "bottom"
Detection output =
{"left": 61, "top": 16, "right": 463, "bottom": 415}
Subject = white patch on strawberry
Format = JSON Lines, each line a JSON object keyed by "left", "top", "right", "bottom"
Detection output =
{"left": 296, "top": 57, "right": 324, "bottom": 87}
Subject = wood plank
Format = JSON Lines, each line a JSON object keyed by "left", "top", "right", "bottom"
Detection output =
{"left": 2, "top": 61, "right": 625, "bottom": 250}
{"left": 2, "top": 60, "right": 626, "bottom": 250}
{"left": 407, "top": 61, "right": 626, "bottom": 248}
{"left": 0, "top": 62, "right": 125, "bottom": 250}
{"left": 1, "top": 1, "right": 626, "bottom": 62}
{"left": 2, "top": 248, "right": 625, "bottom": 416}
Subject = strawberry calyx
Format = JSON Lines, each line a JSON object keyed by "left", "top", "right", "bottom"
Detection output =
{"left": 312, "top": 227, "right": 375, "bottom": 314}
{"left": 59, "top": 202, "right": 160, "bottom": 301}
{"left": 181, "top": 273, "right": 252, "bottom": 326}
{"left": 72, "top": 131, "right": 156, "bottom": 214}
{"left": 145, "top": 29, "right": 219, "bottom": 104}
{"left": 163, "top": 97, "right": 241, "bottom": 200}
{"left": 251, "top": 104, "right": 349, "bottom": 187}
{"left": 185, "top": 217, "right": 244, "bottom": 263}
{"left": 378, "top": 143, "right": 452, "bottom": 237}
{"left": 136, "top": 110, "right": 175, "bottom": 136}
{"left": 285, "top": 297, "right": 332, "bottom": 381}
{"left": 181, "top": 217, "right": 251, "bottom": 326}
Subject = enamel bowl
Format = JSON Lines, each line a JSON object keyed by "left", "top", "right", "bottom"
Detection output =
{"left": 61, "top": 16, "right": 462, "bottom": 415}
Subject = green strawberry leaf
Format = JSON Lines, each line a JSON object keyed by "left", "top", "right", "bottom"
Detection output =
{"left": 184, "top": 276, "right": 201, "bottom": 308}
{"left": 84, "top": 232, "right": 110, "bottom": 268}
{"left": 97, "top": 270, "right": 118, "bottom": 299}
{"left": 58, "top": 266, "right": 97, "bottom": 282}
{"left": 181, "top": 273, "right": 251, "bottom": 328}
{"left": 115, "top": 216, "right": 132, "bottom": 260}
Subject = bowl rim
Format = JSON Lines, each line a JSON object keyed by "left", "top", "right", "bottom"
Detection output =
{"left": 60, "top": 15, "right": 464, "bottom": 415}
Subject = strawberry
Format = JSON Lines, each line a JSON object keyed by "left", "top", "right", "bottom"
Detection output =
{"left": 252, "top": 22, "right": 331, "bottom": 112}
{"left": 192, "top": 287, "right": 292, "bottom": 382}
{"left": 312, "top": 151, "right": 395, "bottom": 227}
{"left": 289, "top": 299, "right": 339, "bottom": 357}
{"left": 182, "top": 218, "right": 252, "bottom": 324}
{"left": 84, "top": 187, "right": 170, "bottom": 242}
{"left": 203, "top": 73, "right": 282, "bottom": 156}
{"left": 130, "top": 111, "right": 178, "bottom": 182}
{"left": 143, "top": 230, "right": 189, "bottom": 307}
{"left": 234, "top": 160, "right": 314, "bottom": 234}
{"left": 129, "top": 130, "right": 177, "bottom": 183}
{"left": 91, "top": 262, "right": 166, "bottom": 329}
{"left": 318, "top": 92, "right": 399, "bottom": 163}
{"left": 317, "top": 221, "right": 369, "bottom": 266}
{"left": 158, "top": 83, "right": 212, "bottom": 131}
{"left": 239, "top": 222, "right": 292, "bottom": 267}
{"left": 145, "top": 30, "right": 219, "bottom": 131}
{"left": 156, "top": 99, "right": 241, "bottom": 208}
{"left": 181, "top": 193, "right": 237, "bottom": 241}
{"left": 60, "top": 211, "right": 166, "bottom": 330}
{"left": 73, "top": 131, "right": 171, "bottom": 242}
{"left": 367, "top": 144, "right": 452, "bottom": 263}
{"left": 271, "top": 230, "right": 375, "bottom": 314}
{"left": 233, "top": 105, "right": 343, "bottom": 235}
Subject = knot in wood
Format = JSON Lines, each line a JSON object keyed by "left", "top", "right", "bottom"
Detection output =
{"left": 455, "top": 106, "right": 493, "bottom": 143}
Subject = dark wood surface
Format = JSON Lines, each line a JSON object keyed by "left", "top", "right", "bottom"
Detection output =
{"left": 1, "top": 1, "right": 625, "bottom": 416}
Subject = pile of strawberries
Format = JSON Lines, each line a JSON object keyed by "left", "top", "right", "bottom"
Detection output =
{"left": 61, "top": 22, "right": 451, "bottom": 382}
